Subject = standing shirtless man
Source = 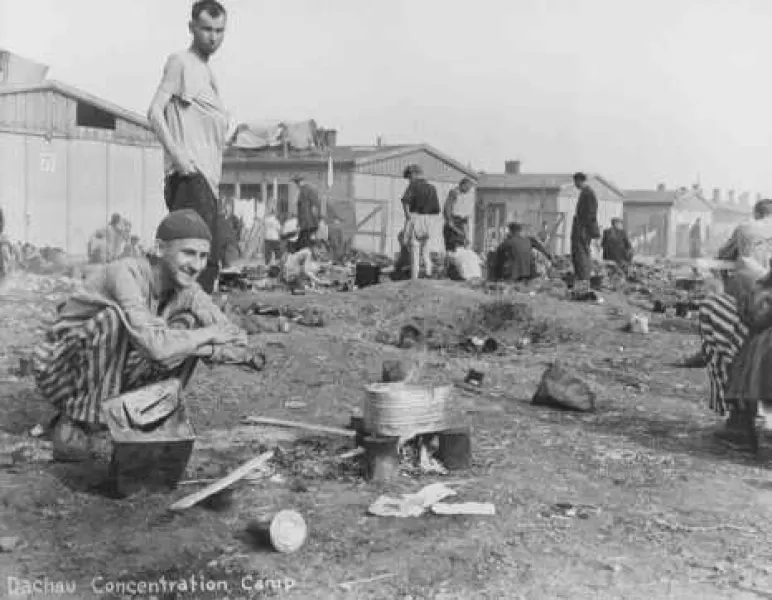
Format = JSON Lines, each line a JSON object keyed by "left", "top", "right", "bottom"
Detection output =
{"left": 147, "top": 0, "right": 244, "bottom": 293}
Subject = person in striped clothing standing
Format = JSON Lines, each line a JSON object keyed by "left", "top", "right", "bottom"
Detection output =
{"left": 32, "top": 210, "right": 252, "bottom": 462}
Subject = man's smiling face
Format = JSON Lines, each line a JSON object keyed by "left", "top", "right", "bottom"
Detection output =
{"left": 160, "top": 238, "right": 210, "bottom": 288}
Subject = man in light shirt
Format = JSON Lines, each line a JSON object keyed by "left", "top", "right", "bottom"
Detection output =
{"left": 263, "top": 209, "right": 281, "bottom": 265}
{"left": 147, "top": 0, "right": 245, "bottom": 293}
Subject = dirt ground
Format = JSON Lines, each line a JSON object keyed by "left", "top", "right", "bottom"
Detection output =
{"left": 1, "top": 272, "right": 771, "bottom": 600}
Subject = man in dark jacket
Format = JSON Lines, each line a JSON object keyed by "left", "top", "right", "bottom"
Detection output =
{"left": 401, "top": 164, "right": 440, "bottom": 279}
{"left": 493, "top": 223, "right": 552, "bottom": 281}
{"left": 601, "top": 217, "right": 633, "bottom": 266}
{"left": 292, "top": 174, "right": 322, "bottom": 251}
{"left": 570, "top": 172, "right": 600, "bottom": 291}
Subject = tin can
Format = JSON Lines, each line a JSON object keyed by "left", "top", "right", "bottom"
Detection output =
{"left": 278, "top": 317, "right": 290, "bottom": 333}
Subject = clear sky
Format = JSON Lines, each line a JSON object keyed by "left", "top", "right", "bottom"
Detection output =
{"left": 2, "top": 0, "right": 771, "bottom": 196}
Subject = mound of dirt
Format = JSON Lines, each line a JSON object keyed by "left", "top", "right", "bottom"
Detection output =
{"left": 378, "top": 298, "right": 580, "bottom": 351}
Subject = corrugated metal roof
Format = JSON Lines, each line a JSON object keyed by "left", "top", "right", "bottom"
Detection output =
{"left": 225, "top": 144, "right": 413, "bottom": 164}
{"left": 478, "top": 173, "right": 574, "bottom": 190}
{"left": 478, "top": 172, "right": 625, "bottom": 198}
{"left": 623, "top": 189, "right": 680, "bottom": 205}
{"left": 224, "top": 143, "right": 479, "bottom": 179}
{"left": 0, "top": 79, "right": 150, "bottom": 129}
{"left": 624, "top": 189, "right": 714, "bottom": 212}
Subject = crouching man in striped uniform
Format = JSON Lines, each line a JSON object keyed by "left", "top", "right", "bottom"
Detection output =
{"left": 33, "top": 209, "right": 250, "bottom": 461}
{"left": 692, "top": 199, "right": 772, "bottom": 439}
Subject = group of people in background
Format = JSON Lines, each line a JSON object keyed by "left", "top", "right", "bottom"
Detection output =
{"left": 87, "top": 213, "right": 144, "bottom": 264}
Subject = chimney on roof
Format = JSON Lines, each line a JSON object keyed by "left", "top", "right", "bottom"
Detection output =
{"left": 376, "top": 136, "right": 383, "bottom": 147}
{"left": 324, "top": 129, "right": 337, "bottom": 149}
{"left": 713, "top": 188, "right": 721, "bottom": 204}
{"left": 505, "top": 160, "right": 521, "bottom": 175}
{"left": 657, "top": 183, "right": 666, "bottom": 192}
{"left": 728, "top": 189, "right": 736, "bottom": 204}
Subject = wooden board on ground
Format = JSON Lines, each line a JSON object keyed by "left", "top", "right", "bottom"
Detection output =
{"left": 241, "top": 416, "right": 357, "bottom": 438}
{"left": 168, "top": 449, "right": 275, "bottom": 512}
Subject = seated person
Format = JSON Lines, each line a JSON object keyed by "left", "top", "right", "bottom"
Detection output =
{"left": 601, "top": 218, "right": 633, "bottom": 266}
{"left": 492, "top": 222, "right": 552, "bottom": 281}
{"left": 33, "top": 210, "right": 251, "bottom": 462}
{"left": 282, "top": 239, "right": 329, "bottom": 290}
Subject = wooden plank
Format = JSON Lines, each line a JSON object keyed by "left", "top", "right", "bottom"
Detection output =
{"left": 241, "top": 416, "right": 357, "bottom": 438}
{"left": 356, "top": 204, "right": 384, "bottom": 230}
{"left": 169, "top": 449, "right": 275, "bottom": 511}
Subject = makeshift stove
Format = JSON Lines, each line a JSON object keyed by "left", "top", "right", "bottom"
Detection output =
{"left": 349, "top": 361, "right": 472, "bottom": 482}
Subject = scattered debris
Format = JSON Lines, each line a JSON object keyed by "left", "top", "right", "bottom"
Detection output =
{"left": 284, "top": 400, "right": 308, "bottom": 409}
{"left": 532, "top": 361, "right": 597, "bottom": 412}
{"left": 464, "top": 369, "right": 484, "bottom": 387}
{"left": 245, "top": 509, "right": 308, "bottom": 554}
{"left": 0, "top": 536, "right": 22, "bottom": 552}
{"left": 338, "top": 573, "right": 395, "bottom": 592}
{"left": 627, "top": 314, "right": 649, "bottom": 334}
{"left": 541, "top": 503, "right": 601, "bottom": 520}
{"left": 368, "top": 483, "right": 458, "bottom": 517}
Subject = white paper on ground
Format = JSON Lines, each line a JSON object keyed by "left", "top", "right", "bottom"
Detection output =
{"left": 368, "top": 483, "right": 458, "bottom": 518}
{"left": 430, "top": 502, "right": 496, "bottom": 516}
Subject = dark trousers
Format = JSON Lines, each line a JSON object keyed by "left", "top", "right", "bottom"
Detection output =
{"left": 296, "top": 227, "right": 318, "bottom": 251}
{"left": 443, "top": 224, "right": 466, "bottom": 252}
{"left": 571, "top": 224, "right": 592, "bottom": 281}
{"left": 164, "top": 172, "right": 220, "bottom": 294}
{"left": 264, "top": 240, "right": 281, "bottom": 265}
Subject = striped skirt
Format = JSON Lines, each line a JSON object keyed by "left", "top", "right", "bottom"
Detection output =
{"left": 32, "top": 307, "right": 198, "bottom": 426}
{"left": 698, "top": 291, "right": 749, "bottom": 415}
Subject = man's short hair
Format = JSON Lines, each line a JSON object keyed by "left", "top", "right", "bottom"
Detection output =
{"left": 192, "top": 0, "right": 226, "bottom": 21}
{"left": 459, "top": 177, "right": 474, "bottom": 187}
{"left": 507, "top": 222, "right": 523, "bottom": 235}
{"left": 403, "top": 164, "right": 423, "bottom": 179}
{"left": 754, "top": 199, "right": 772, "bottom": 218}
{"left": 611, "top": 217, "right": 623, "bottom": 225}
{"left": 573, "top": 172, "right": 587, "bottom": 183}
{"left": 291, "top": 173, "right": 304, "bottom": 183}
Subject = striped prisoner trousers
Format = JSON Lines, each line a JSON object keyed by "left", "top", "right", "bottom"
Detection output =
{"left": 699, "top": 291, "right": 749, "bottom": 416}
{"left": 32, "top": 307, "right": 198, "bottom": 426}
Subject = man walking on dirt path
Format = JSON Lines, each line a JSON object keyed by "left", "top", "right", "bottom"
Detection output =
{"left": 147, "top": 0, "right": 245, "bottom": 294}
{"left": 570, "top": 172, "right": 600, "bottom": 294}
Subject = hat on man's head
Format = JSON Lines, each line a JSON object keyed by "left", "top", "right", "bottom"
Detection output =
{"left": 156, "top": 209, "right": 212, "bottom": 243}
{"left": 291, "top": 173, "right": 304, "bottom": 183}
{"left": 403, "top": 164, "right": 423, "bottom": 179}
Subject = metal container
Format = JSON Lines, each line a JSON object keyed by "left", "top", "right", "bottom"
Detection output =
{"left": 278, "top": 317, "right": 290, "bottom": 333}
{"left": 103, "top": 399, "right": 195, "bottom": 498}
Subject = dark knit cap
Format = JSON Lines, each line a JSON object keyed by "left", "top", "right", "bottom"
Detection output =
{"left": 156, "top": 209, "right": 212, "bottom": 242}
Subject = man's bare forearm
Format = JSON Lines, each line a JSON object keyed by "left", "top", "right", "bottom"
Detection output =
{"left": 148, "top": 106, "right": 184, "bottom": 166}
